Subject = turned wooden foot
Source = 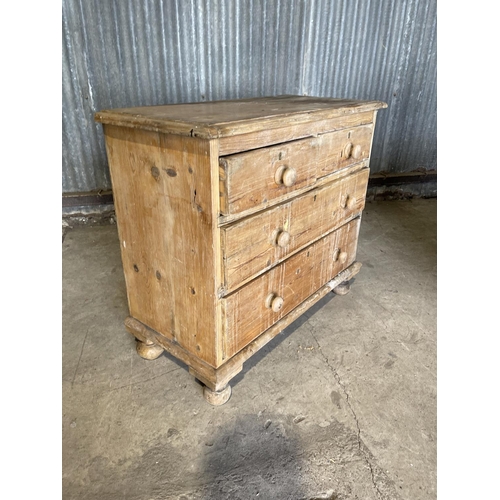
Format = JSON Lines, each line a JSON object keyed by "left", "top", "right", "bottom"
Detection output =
{"left": 136, "top": 340, "right": 164, "bottom": 360}
{"left": 203, "top": 384, "right": 232, "bottom": 406}
{"left": 333, "top": 280, "right": 351, "bottom": 296}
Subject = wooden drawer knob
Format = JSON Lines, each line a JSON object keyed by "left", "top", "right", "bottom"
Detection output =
{"left": 276, "top": 230, "right": 291, "bottom": 248}
{"left": 352, "top": 144, "right": 362, "bottom": 159}
{"left": 341, "top": 194, "right": 356, "bottom": 209}
{"left": 333, "top": 249, "right": 348, "bottom": 263}
{"left": 265, "top": 293, "right": 284, "bottom": 312}
{"left": 275, "top": 166, "right": 297, "bottom": 187}
{"left": 343, "top": 142, "right": 353, "bottom": 159}
{"left": 343, "top": 142, "right": 363, "bottom": 160}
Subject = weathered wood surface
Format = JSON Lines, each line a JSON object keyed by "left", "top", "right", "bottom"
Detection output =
{"left": 125, "top": 261, "right": 362, "bottom": 390}
{"left": 104, "top": 126, "right": 221, "bottom": 367}
{"left": 219, "top": 124, "right": 373, "bottom": 215}
{"left": 221, "top": 261, "right": 362, "bottom": 377}
{"left": 203, "top": 385, "right": 232, "bottom": 406}
{"left": 96, "top": 95, "right": 387, "bottom": 401}
{"left": 218, "top": 111, "right": 375, "bottom": 156}
{"left": 95, "top": 95, "right": 387, "bottom": 141}
{"left": 124, "top": 316, "right": 233, "bottom": 389}
{"left": 135, "top": 340, "right": 164, "bottom": 360}
{"left": 222, "top": 217, "right": 361, "bottom": 359}
{"left": 217, "top": 160, "right": 369, "bottom": 226}
{"left": 222, "top": 168, "right": 369, "bottom": 293}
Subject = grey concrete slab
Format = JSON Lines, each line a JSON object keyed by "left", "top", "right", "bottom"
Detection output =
{"left": 62, "top": 199, "right": 436, "bottom": 500}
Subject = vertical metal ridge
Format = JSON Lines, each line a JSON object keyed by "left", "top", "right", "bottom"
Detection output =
{"left": 63, "top": 0, "right": 437, "bottom": 192}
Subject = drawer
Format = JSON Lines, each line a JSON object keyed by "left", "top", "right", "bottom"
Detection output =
{"left": 222, "top": 217, "right": 361, "bottom": 359}
{"left": 222, "top": 167, "right": 369, "bottom": 293}
{"left": 219, "top": 124, "right": 373, "bottom": 216}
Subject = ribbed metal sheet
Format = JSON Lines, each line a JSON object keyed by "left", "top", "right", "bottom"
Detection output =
{"left": 63, "top": 0, "right": 437, "bottom": 193}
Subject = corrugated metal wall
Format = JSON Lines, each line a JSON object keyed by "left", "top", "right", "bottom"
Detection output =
{"left": 62, "top": 0, "right": 437, "bottom": 193}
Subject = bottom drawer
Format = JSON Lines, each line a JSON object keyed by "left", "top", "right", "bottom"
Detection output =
{"left": 222, "top": 217, "right": 361, "bottom": 359}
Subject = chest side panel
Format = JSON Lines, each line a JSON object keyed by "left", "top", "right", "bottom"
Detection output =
{"left": 103, "top": 126, "right": 219, "bottom": 366}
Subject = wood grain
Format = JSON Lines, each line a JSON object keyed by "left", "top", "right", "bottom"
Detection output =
{"left": 96, "top": 95, "right": 387, "bottom": 400}
{"left": 217, "top": 160, "right": 369, "bottom": 226}
{"left": 95, "top": 95, "right": 387, "bottom": 141}
{"left": 104, "top": 126, "right": 220, "bottom": 366}
{"left": 221, "top": 168, "right": 369, "bottom": 293}
{"left": 214, "top": 261, "right": 362, "bottom": 386}
{"left": 125, "top": 261, "right": 362, "bottom": 389}
{"left": 124, "top": 316, "right": 227, "bottom": 388}
{"left": 219, "top": 124, "right": 374, "bottom": 215}
{"left": 222, "top": 217, "right": 361, "bottom": 359}
{"left": 218, "top": 111, "right": 375, "bottom": 156}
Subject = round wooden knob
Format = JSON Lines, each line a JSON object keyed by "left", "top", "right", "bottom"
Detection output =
{"left": 341, "top": 194, "right": 356, "bottom": 209}
{"left": 351, "top": 144, "right": 362, "bottom": 159}
{"left": 333, "top": 248, "right": 347, "bottom": 263}
{"left": 276, "top": 230, "right": 291, "bottom": 248}
{"left": 271, "top": 296, "right": 284, "bottom": 312}
{"left": 265, "top": 293, "right": 284, "bottom": 312}
{"left": 343, "top": 142, "right": 353, "bottom": 159}
{"left": 275, "top": 166, "right": 297, "bottom": 187}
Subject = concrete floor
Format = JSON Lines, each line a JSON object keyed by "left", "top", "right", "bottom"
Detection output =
{"left": 62, "top": 199, "right": 436, "bottom": 500}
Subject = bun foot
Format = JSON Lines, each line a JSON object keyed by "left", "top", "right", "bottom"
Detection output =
{"left": 203, "top": 384, "right": 232, "bottom": 406}
{"left": 136, "top": 340, "right": 164, "bottom": 360}
{"left": 333, "top": 281, "right": 351, "bottom": 296}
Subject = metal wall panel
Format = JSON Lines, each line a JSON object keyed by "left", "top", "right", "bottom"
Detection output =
{"left": 62, "top": 0, "right": 437, "bottom": 193}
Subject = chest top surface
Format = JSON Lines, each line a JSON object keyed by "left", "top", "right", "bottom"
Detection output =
{"left": 95, "top": 95, "right": 387, "bottom": 139}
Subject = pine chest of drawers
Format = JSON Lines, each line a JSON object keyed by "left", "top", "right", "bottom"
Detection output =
{"left": 95, "top": 95, "right": 387, "bottom": 405}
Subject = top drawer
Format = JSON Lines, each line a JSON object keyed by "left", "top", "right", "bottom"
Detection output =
{"left": 219, "top": 124, "right": 374, "bottom": 216}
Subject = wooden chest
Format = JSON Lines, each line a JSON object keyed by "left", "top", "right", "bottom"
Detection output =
{"left": 95, "top": 95, "right": 387, "bottom": 405}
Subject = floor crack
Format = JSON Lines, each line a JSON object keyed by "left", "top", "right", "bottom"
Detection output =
{"left": 308, "top": 325, "right": 383, "bottom": 499}
{"left": 71, "top": 326, "right": 90, "bottom": 387}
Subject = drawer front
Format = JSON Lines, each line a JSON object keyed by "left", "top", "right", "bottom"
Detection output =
{"left": 219, "top": 124, "right": 373, "bottom": 215}
{"left": 222, "top": 167, "right": 369, "bottom": 293}
{"left": 222, "top": 217, "right": 361, "bottom": 359}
